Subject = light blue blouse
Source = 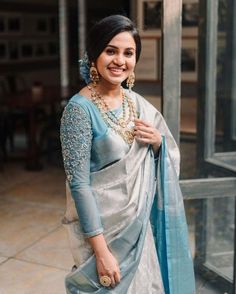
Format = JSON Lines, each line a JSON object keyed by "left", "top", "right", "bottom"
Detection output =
{"left": 60, "top": 93, "right": 133, "bottom": 237}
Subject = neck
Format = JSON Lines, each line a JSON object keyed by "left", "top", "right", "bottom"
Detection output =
{"left": 89, "top": 82, "right": 123, "bottom": 110}
{"left": 96, "top": 79, "right": 122, "bottom": 99}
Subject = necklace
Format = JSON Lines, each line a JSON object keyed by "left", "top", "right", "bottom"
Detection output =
{"left": 87, "top": 85, "right": 137, "bottom": 144}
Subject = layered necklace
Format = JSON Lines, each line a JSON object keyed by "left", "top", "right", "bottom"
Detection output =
{"left": 88, "top": 85, "right": 137, "bottom": 144}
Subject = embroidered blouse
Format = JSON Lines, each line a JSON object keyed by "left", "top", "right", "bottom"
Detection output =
{"left": 60, "top": 94, "right": 132, "bottom": 237}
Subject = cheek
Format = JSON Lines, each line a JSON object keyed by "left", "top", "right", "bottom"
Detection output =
{"left": 128, "top": 59, "right": 136, "bottom": 70}
{"left": 96, "top": 57, "right": 112, "bottom": 72}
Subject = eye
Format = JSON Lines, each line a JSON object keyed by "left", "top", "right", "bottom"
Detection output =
{"left": 124, "top": 50, "right": 134, "bottom": 57}
{"left": 105, "top": 48, "right": 115, "bottom": 55}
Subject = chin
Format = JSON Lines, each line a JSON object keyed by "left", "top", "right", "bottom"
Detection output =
{"left": 107, "top": 76, "right": 128, "bottom": 85}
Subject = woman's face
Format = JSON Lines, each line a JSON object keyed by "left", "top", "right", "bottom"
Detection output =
{"left": 96, "top": 31, "right": 136, "bottom": 86}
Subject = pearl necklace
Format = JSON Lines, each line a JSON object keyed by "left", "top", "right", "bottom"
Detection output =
{"left": 88, "top": 85, "right": 137, "bottom": 144}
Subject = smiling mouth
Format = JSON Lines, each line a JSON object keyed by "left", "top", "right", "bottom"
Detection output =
{"left": 108, "top": 67, "right": 126, "bottom": 73}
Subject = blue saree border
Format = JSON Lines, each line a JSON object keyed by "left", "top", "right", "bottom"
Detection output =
{"left": 150, "top": 137, "right": 196, "bottom": 294}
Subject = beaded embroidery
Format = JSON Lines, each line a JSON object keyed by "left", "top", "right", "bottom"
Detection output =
{"left": 60, "top": 102, "right": 92, "bottom": 182}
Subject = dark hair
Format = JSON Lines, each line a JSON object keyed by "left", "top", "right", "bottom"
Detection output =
{"left": 86, "top": 15, "right": 141, "bottom": 64}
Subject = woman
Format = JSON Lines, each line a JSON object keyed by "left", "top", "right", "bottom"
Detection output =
{"left": 60, "top": 15, "right": 195, "bottom": 294}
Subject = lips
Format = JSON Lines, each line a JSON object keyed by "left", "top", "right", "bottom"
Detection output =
{"left": 108, "top": 67, "right": 126, "bottom": 75}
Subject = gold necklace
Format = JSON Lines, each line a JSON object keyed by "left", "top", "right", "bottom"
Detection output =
{"left": 88, "top": 85, "right": 137, "bottom": 144}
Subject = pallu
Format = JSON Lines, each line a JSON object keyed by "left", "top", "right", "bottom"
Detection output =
{"left": 62, "top": 93, "right": 195, "bottom": 294}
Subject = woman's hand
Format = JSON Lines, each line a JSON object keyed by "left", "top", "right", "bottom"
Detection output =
{"left": 87, "top": 234, "right": 121, "bottom": 287}
{"left": 134, "top": 118, "right": 162, "bottom": 154}
{"left": 95, "top": 247, "right": 121, "bottom": 287}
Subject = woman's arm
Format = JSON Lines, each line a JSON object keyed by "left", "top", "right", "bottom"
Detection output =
{"left": 60, "top": 102, "right": 103, "bottom": 236}
{"left": 87, "top": 234, "right": 121, "bottom": 287}
{"left": 60, "top": 101, "right": 120, "bottom": 286}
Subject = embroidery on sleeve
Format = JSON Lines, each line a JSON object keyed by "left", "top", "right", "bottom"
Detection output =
{"left": 60, "top": 102, "right": 92, "bottom": 182}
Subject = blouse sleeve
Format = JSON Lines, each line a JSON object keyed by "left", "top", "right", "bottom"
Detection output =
{"left": 60, "top": 102, "right": 104, "bottom": 238}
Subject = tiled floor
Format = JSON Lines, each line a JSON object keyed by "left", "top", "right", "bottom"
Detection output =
{"left": 0, "top": 159, "right": 228, "bottom": 294}
{"left": 0, "top": 162, "right": 73, "bottom": 294}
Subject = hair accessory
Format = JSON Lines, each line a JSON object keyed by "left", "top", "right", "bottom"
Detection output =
{"left": 99, "top": 275, "right": 111, "bottom": 287}
{"left": 79, "top": 52, "right": 91, "bottom": 84}
{"left": 126, "top": 72, "right": 135, "bottom": 92}
{"left": 90, "top": 62, "right": 99, "bottom": 85}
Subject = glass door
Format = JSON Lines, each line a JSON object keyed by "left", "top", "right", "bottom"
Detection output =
{"left": 161, "top": 0, "right": 236, "bottom": 292}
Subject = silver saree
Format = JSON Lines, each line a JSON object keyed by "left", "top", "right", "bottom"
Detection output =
{"left": 62, "top": 92, "right": 195, "bottom": 294}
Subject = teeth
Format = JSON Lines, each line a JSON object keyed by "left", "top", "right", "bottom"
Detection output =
{"left": 109, "top": 68, "right": 124, "bottom": 72}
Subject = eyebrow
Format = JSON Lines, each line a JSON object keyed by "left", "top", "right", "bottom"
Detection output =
{"left": 106, "top": 44, "right": 135, "bottom": 51}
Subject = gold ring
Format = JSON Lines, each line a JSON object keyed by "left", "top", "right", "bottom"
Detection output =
{"left": 99, "top": 275, "right": 111, "bottom": 287}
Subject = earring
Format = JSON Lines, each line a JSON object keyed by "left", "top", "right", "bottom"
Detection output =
{"left": 126, "top": 72, "right": 135, "bottom": 92}
{"left": 89, "top": 62, "right": 99, "bottom": 85}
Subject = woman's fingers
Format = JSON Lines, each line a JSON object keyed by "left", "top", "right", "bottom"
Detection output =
{"left": 114, "top": 268, "right": 121, "bottom": 283}
{"left": 134, "top": 118, "right": 152, "bottom": 127}
{"left": 134, "top": 123, "right": 162, "bottom": 148}
{"left": 109, "top": 275, "right": 116, "bottom": 287}
{"left": 99, "top": 268, "right": 120, "bottom": 288}
{"left": 97, "top": 254, "right": 121, "bottom": 288}
{"left": 134, "top": 125, "right": 153, "bottom": 135}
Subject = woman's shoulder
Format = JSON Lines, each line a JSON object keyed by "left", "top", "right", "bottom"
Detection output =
{"left": 65, "top": 87, "right": 96, "bottom": 115}
{"left": 68, "top": 88, "right": 92, "bottom": 107}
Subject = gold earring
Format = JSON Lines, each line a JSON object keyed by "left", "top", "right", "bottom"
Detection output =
{"left": 126, "top": 72, "right": 135, "bottom": 92}
{"left": 90, "top": 62, "right": 99, "bottom": 85}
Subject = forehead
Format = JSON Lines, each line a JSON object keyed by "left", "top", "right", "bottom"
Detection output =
{"left": 107, "top": 32, "right": 136, "bottom": 49}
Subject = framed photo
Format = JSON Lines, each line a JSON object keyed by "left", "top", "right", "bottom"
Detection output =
{"left": 138, "top": 0, "right": 198, "bottom": 36}
{"left": 36, "top": 17, "right": 49, "bottom": 34}
{"left": 35, "top": 42, "right": 47, "bottom": 57}
{"left": 0, "top": 41, "right": 8, "bottom": 62}
{"left": 0, "top": 15, "right": 6, "bottom": 34}
{"left": 182, "top": 0, "right": 198, "bottom": 36}
{"left": 0, "top": 11, "right": 58, "bottom": 64}
{"left": 8, "top": 41, "right": 19, "bottom": 60}
{"left": 49, "top": 16, "right": 57, "bottom": 34}
{"left": 48, "top": 41, "right": 58, "bottom": 56}
{"left": 182, "top": 3, "right": 198, "bottom": 27}
{"left": 8, "top": 15, "right": 22, "bottom": 33}
{"left": 21, "top": 42, "right": 34, "bottom": 59}
{"left": 181, "top": 38, "right": 198, "bottom": 81}
{"left": 135, "top": 38, "right": 159, "bottom": 80}
{"left": 137, "top": 0, "right": 162, "bottom": 36}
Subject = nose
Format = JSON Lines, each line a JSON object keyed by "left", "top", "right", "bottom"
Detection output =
{"left": 113, "top": 54, "right": 125, "bottom": 66}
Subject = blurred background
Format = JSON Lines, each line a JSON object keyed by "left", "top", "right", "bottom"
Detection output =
{"left": 0, "top": 0, "right": 235, "bottom": 293}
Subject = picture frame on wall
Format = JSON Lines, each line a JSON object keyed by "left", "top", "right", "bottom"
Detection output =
{"left": 8, "top": 15, "right": 22, "bottom": 34}
{"left": 35, "top": 42, "right": 47, "bottom": 57}
{"left": 21, "top": 42, "right": 34, "bottom": 59}
{"left": 135, "top": 38, "right": 159, "bottom": 80}
{"left": 0, "top": 14, "right": 22, "bottom": 34}
{"left": 0, "top": 41, "right": 8, "bottom": 62}
{"left": 182, "top": 3, "right": 198, "bottom": 27}
{"left": 0, "top": 15, "right": 6, "bottom": 34}
{"left": 181, "top": 38, "right": 198, "bottom": 81}
{"left": 36, "top": 17, "right": 49, "bottom": 34}
{"left": 0, "top": 10, "right": 59, "bottom": 66}
{"left": 143, "top": 1, "right": 161, "bottom": 30}
{"left": 137, "top": 0, "right": 162, "bottom": 36}
{"left": 48, "top": 41, "right": 58, "bottom": 56}
{"left": 137, "top": 0, "right": 198, "bottom": 36}
{"left": 8, "top": 41, "right": 19, "bottom": 60}
{"left": 182, "top": 0, "right": 198, "bottom": 36}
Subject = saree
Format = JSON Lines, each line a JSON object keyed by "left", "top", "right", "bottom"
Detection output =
{"left": 62, "top": 92, "right": 195, "bottom": 294}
